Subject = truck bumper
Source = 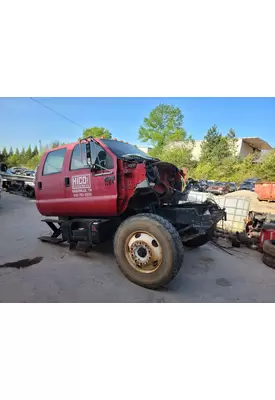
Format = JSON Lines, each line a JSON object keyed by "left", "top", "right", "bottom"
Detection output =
{"left": 156, "top": 203, "right": 226, "bottom": 232}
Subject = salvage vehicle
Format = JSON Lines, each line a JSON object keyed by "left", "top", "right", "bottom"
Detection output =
{"left": 228, "top": 182, "right": 237, "bottom": 192}
{"left": 206, "top": 181, "right": 230, "bottom": 195}
{"left": 35, "top": 137, "right": 225, "bottom": 289}
{"left": 239, "top": 178, "right": 261, "bottom": 192}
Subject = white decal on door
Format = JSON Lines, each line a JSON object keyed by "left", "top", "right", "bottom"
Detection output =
{"left": 72, "top": 174, "right": 92, "bottom": 196}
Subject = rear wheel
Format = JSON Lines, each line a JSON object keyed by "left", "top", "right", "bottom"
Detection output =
{"left": 114, "top": 213, "right": 184, "bottom": 289}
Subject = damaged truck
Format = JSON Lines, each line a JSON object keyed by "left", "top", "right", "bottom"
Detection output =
{"left": 35, "top": 137, "right": 225, "bottom": 289}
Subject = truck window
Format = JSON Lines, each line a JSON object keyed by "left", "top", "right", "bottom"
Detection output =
{"left": 91, "top": 142, "right": 114, "bottom": 170}
{"left": 43, "top": 148, "right": 67, "bottom": 175}
{"left": 70, "top": 143, "right": 89, "bottom": 170}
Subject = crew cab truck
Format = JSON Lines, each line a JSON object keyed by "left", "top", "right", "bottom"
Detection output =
{"left": 35, "top": 137, "right": 224, "bottom": 289}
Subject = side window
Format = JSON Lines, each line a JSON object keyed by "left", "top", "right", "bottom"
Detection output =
{"left": 42, "top": 148, "right": 67, "bottom": 175}
{"left": 70, "top": 143, "right": 89, "bottom": 170}
{"left": 91, "top": 142, "right": 114, "bottom": 171}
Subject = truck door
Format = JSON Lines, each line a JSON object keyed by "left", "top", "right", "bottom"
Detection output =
{"left": 36, "top": 147, "right": 67, "bottom": 216}
{"left": 64, "top": 142, "right": 117, "bottom": 217}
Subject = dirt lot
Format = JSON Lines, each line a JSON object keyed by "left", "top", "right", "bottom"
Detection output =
{"left": 225, "top": 190, "right": 275, "bottom": 213}
{"left": 1, "top": 192, "right": 275, "bottom": 302}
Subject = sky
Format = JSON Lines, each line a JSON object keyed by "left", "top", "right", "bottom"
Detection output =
{"left": 0, "top": 97, "right": 274, "bottom": 150}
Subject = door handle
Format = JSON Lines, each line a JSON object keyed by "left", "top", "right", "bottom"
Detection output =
{"left": 38, "top": 181, "right": 42, "bottom": 190}
{"left": 65, "top": 177, "right": 70, "bottom": 187}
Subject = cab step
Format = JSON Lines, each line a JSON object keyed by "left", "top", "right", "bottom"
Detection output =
{"left": 39, "top": 236, "right": 65, "bottom": 244}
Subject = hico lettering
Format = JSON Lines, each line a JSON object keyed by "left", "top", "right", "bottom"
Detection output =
{"left": 72, "top": 174, "right": 91, "bottom": 191}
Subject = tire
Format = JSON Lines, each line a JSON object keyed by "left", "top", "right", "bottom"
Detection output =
{"left": 262, "top": 252, "right": 275, "bottom": 270}
{"left": 183, "top": 227, "right": 214, "bottom": 248}
{"left": 263, "top": 240, "right": 275, "bottom": 258}
{"left": 113, "top": 213, "right": 184, "bottom": 289}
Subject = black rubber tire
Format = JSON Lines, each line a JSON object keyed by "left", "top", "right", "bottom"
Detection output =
{"left": 262, "top": 252, "right": 275, "bottom": 269}
{"left": 113, "top": 213, "right": 184, "bottom": 289}
{"left": 263, "top": 240, "right": 275, "bottom": 258}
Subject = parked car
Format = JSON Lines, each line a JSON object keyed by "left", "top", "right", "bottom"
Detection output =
{"left": 239, "top": 178, "right": 261, "bottom": 192}
{"left": 229, "top": 182, "right": 237, "bottom": 192}
{"left": 206, "top": 181, "right": 231, "bottom": 195}
{"left": 198, "top": 180, "right": 208, "bottom": 191}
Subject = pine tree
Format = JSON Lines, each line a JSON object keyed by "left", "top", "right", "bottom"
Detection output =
{"left": 1, "top": 147, "right": 8, "bottom": 161}
{"left": 9, "top": 147, "right": 14, "bottom": 157}
{"left": 20, "top": 147, "right": 26, "bottom": 165}
{"left": 32, "top": 145, "right": 39, "bottom": 157}
{"left": 25, "top": 145, "right": 32, "bottom": 162}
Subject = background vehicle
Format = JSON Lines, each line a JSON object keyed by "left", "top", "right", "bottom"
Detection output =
{"left": 229, "top": 182, "right": 237, "bottom": 192}
{"left": 239, "top": 178, "right": 261, "bottom": 192}
{"left": 35, "top": 137, "right": 224, "bottom": 289}
{"left": 206, "top": 181, "right": 230, "bottom": 195}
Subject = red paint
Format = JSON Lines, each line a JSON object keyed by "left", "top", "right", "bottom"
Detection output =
{"left": 255, "top": 182, "right": 275, "bottom": 201}
{"left": 35, "top": 139, "right": 183, "bottom": 218}
{"left": 259, "top": 224, "right": 275, "bottom": 251}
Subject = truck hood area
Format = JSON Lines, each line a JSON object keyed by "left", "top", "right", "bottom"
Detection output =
{"left": 145, "top": 160, "right": 183, "bottom": 200}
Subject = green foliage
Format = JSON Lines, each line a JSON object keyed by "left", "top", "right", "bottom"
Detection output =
{"left": 1, "top": 145, "right": 41, "bottom": 169}
{"left": 25, "top": 145, "right": 32, "bottom": 161}
{"left": 32, "top": 145, "right": 39, "bottom": 157}
{"left": 79, "top": 127, "right": 112, "bottom": 141}
{"left": 150, "top": 143, "right": 195, "bottom": 170}
{"left": 257, "top": 150, "right": 275, "bottom": 181}
{"left": 138, "top": 104, "right": 189, "bottom": 148}
{"left": 1, "top": 147, "right": 8, "bottom": 161}
{"left": 49, "top": 141, "right": 63, "bottom": 149}
{"left": 200, "top": 125, "right": 233, "bottom": 164}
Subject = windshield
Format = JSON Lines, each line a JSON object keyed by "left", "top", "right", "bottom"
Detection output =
{"left": 101, "top": 139, "right": 153, "bottom": 159}
{"left": 213, "top": 181, "right": 225, "bottom": 186}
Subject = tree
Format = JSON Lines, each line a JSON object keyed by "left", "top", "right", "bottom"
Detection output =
{"left": 257, "top": 150, "right": 275, "bottom": 181}
{"left": 7, "top": 148, "right": 21, "bottom": 166}
{"left": 226, "top": 128, "right": 238, "bottom": 155}
{"left": 26, "top": 154, "right": 40, "bottom": 170}
{"left": 1, "top": 147, "right": 8, "bottom": 161}
{"left": 200, "top": 125, "right": 232, "bottom": 164}
{"left": 32, "top": 145, "right": 39, "bottom": 157}
{"left": 138, "top": 104, "right": 188, "bottom": 148}
{"left": 157, "top": 144, "right": 195, "bottom": 170}
{"left": 9, "top": 147, "right": 14, "bottom": 157}
{"left": 49, "top": 141, "right": 62, "bottom": 149}
{"left": 20, "top": 147, "right": 26, "bottom": 165}
{"left": 79, "top": 127, "right": 112, "bottom": 141}
{"left": 25, "top": 145, "right": 33, "bottom": 162}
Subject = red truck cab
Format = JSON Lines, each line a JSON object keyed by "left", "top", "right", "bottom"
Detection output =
{"left": 36, "top": 139, "right": 118, "bottom": 217}
{"left": 35, "top": 138, "right": 182, "bottom": 217}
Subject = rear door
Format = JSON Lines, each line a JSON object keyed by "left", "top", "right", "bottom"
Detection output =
{"left": 36, "top": 147, "right": 67, "bottom": 216}
{"left": 64, "top": 141, "right": 118, "bottom": 216}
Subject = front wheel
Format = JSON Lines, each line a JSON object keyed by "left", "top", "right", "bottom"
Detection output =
{"left": 113, "top": 213, "right": 184, "bottom": 289}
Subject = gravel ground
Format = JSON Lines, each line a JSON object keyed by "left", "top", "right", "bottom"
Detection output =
{"left": 1, "top": 192, "right": 275, "bottom": 302}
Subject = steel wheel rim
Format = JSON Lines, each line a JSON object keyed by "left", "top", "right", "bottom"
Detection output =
{"left": 125, "top": 231, "right": 163, "bottom": 273}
